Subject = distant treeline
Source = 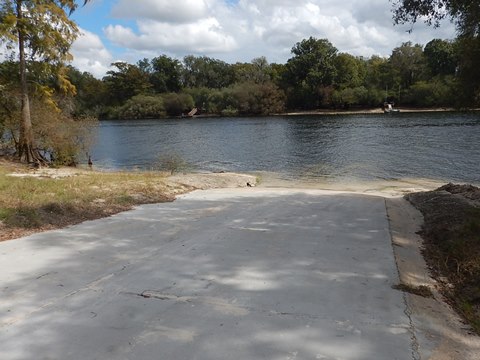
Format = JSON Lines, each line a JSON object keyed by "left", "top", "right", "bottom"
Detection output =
{"left": 2, "top": 37, "right": 474, "bottom": 120}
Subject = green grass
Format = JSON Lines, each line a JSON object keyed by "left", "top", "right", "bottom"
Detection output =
{"left": 0, "top": 162, "right": 175, "bottom": 239}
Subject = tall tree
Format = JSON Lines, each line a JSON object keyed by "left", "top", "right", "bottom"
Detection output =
{"left": 284, "top": 37, "right": 338, "bottom": 109}
{"left": 102, "top": 62, "right": 151, "bottom": 106}
{"left": 334, "top": 53, "right": 366, "bottom": 89}
{"left": 389, "top": 42, "right": 427, "bottom": 89}
{"left": 0, "top": 0, "right": 89, "bottom": 163}
{"left": 424, "top": 39, "right": 458, "bottom": 76}
{"left": 392, "top": 0, "right": 480, "bottom": 36}
{"left": 393, "top": 0, "right": 480, "bottom": 104}
{"left": 150, "top": 55, "right": 182, "bottom": 93}
{"left": 182, "top": 55, "right": 235, "bottom": 89}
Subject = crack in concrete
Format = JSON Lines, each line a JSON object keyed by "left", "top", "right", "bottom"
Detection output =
{"left": 133, "top": 290, "right": 326, "bottom": 321}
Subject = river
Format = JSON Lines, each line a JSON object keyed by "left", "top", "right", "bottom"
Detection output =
{"left": 92, "top": 112, "right": 480, "bottom": 184}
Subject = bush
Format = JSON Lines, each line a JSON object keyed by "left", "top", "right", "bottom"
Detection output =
{"left": 405, "top": 78, "right": 456, "bottom": 107}
{"left": 116, "top": 95, "right": 166, "bottom": 119}
{"left": 161, "top": 93, "right": 195, "bottom": 116}
{"left": 26, "top": 100, "right": 97, "bottom": 166}
{"left": 230, "top": 81, "right": 285, "bottom": 115}
{"left": 184, "top": 87, "right": 212, "bottom": 112}
{"left": 155, "top": 153, "right": 193, "bottom": 174}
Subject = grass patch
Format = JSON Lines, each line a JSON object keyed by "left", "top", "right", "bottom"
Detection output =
{"left": 0, "top": 160, "right": 176, "bottom": 241}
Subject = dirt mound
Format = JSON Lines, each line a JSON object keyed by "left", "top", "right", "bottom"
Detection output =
{"left": 406, "top": 184, "right": 480, "bottom": 333}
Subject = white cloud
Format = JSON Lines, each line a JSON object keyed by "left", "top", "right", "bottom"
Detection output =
{"left": 111, "top": 0, "right": 209, "bottom": 23}
{"left": 71, "top": 28, "right": 113, "bottom": 78}
{"left": 72, "top": 0, "right": 458, "bottom": 76}
{"left": 104, "top": 17, "right": 237, "bottom": 54}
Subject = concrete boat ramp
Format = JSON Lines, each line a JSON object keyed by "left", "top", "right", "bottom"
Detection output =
{"left": 1, "top": 188, "right": 478, "bottom": 359}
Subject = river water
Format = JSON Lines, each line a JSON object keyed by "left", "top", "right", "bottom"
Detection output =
{"left": 92, "top": 112, "right": 480, "bottom": 184}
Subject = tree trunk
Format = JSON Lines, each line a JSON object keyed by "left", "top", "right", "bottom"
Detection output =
{"left": 16, "top": 0, "right": 46, "bottom": 165}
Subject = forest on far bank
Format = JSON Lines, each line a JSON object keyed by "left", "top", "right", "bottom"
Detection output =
{"left": 2, "top": 36, "right": 474, "bottom": 122}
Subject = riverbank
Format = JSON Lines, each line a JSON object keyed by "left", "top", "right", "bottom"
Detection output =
{"left": 282, "top": 107, "right": 459, "bottom": 116}
{"left": 0, "top": 159, "right": 256, "bottom": 241}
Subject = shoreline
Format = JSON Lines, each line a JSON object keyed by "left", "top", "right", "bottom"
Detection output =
{"left": 100, "top": 107, "right": 480, "bottom": 121}
{"left": 10, "top": 164, "right": 454, "bottom": 197}
{"left": 225, "top": 106, "right": 479, "bottom": 118}
{"left": 281, "top": 107, "right": 465, "bottom": 116}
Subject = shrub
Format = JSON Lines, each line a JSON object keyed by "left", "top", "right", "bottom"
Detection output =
{"left": 116, "top": 95, "right": 166, "bottom": 119}
{"left": 230, "top": 81, "right": 285, "bottom": 115}
{"left": 155, "top": 153, "right": 193, "bottom": 174}
{"left": 161, "top": 93, "right": 195, "bottom": 116}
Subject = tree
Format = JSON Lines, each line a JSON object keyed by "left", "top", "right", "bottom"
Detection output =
{"left": 0, "top": 0, "right": 89, "bottom": 164}
{"left": 334, "top": 53, "right": 366, "bottom": 89}
{"left": 285, "top": 37, "right": 338, "bottom": 88}
{"left": 182, "top": 55, "right": 235, "bottom": 89}
{"left": 284, "top": 37, "right": 338, "bottom": 109}
{"left": 393, "top": 0, "right": 480, "bottom": 105}
{"left": 150, "top": 55, "right": 182, "bottom": 93}
{"left": 392, "top": 0, "right": 480, "bottom": 36}
{"left": 229, "top": 81, "right": 285, "bottom": 115}
{"left": 389, "top": 42, "right": 427, "bottom": 89}
{"left": 102, "top": 62, "right": 151, "bottom": 106}
{"left": 424, "top": 39, "right": 458, "bottom": 76}
{"left": 67, "top": 66, "right": 107, "bottom": 117}
{"left": 233, "top": 57, "right": 273, "bottom": 84}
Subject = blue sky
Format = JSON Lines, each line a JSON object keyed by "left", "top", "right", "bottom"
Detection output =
{"left": 69, "top": 0, "right": 456, "bottom": 78}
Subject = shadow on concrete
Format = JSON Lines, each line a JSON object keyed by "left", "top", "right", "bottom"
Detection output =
{"left": 1, "top": 189, "right": 413, "bottom": 359}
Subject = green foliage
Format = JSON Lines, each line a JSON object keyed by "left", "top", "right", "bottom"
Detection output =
{"left": 424, "top": 39, "right": 458, "bottom": 76}
{"left": 405, "top": 78, "right": 456, "bottom": 107}
{"left": 161, "top": 93, "right": 194, "bottom": 116}
{"left": 332, "top": 87, "right": 369, "bottom": 108}
{"left": 229, "top": 81, "right": 285, "bottom": 115}
{"left": 393, "top": 0, "right": 480, "bottom": 106}
{"left": 3, "top": 206, "right": 42, "bottom": 229}
{"left": 393, "top": 0, "right": 480, "bottom": 37}
{"left": 67, "top": 66, "right": 108, "bottom": 117}
{"left": 283, "top": 37, "right": 338, "bottom": 109}
{"left": 184, "top": 87, "right": 212, "bottom": 111}
{"left": 4, "top": 30, "right": 473, "bottom": 122}
{"left": 149, "top": 55, "right": 182, "bottom": 93}
{"left": 389, "top": 42, "right": 428, "bottom": 89}
{"left": 0, "top": 0, "right": 84, "bottom": 65}
{"left": 334, "top": 53, "right": 366, "bottom": 89}
{"left": 285, "top": 37, "right": 338, "bottom": 88}
{"left": 233, "top": 57, "right": 273, "bottom": 84}
{"left": 115, "top": 95, "right": 166, "bottom": 120}
{"left": 456, "top": 36, "right": 480, "bottom": 106}
{"left": 0, "top": 0, "right": 91, "bottom": 164}
{"left": 182, "top": 55, "right": 235, "bottom": 89}
{"left": 103, "top": 62, "right": 151, "bottom": 106}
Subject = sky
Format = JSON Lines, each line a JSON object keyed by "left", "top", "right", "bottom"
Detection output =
{"left": 69, "top": 0, "right": 457, "bottom": 78}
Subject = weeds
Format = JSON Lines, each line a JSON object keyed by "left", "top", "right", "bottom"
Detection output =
{"left": 155, "top": 153, "right": 193, "bottom": 175}
{"left": 406, "top": 185, "right": 480, "bottom": 334}
{"left": 0, "top": 162, "right": 174, "bottom": 240}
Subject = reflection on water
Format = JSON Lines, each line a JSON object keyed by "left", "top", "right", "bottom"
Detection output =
{"left": 92, "top": 112, "right": 480, "bottom": 184}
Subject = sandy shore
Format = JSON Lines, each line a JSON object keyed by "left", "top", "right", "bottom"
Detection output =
{"left": 10, "top": 165, "right": 448, "bottom": 197}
